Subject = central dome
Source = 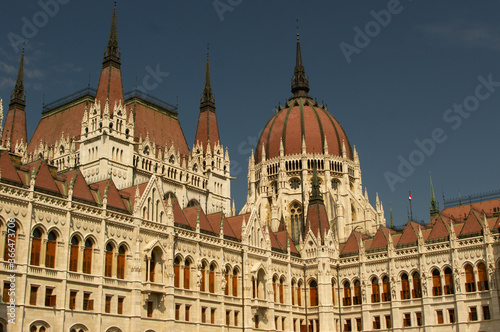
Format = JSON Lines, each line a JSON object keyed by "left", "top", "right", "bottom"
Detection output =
{"left": 256, "top": 97, "right": 352, "bottom": 163}
{"left": 255, "top": 28, "right": 352, "bottom": 163}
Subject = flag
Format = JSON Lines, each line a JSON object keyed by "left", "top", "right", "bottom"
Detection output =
{"left": 409, "top": 192, "right": 412, "bottom": 200}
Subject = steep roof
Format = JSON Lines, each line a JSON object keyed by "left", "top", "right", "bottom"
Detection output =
{"left": 459, "top": 210, "right": 484, "bottom": 236}
{"left": 0, "top": 151, "right": 23, "bottom": 184}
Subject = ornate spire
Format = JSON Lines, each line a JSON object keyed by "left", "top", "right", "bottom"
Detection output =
{"left": 103, "top": 1, "right": 121, "bottom": 67}
{"left": 200, "top": 44, "right": 215, "bottom": 109}
{"left": 10, "top": 47, "right": 26, "bottom": 109}
{"left": 309, "top": 161, "right": 323, "bottom": 205}
{"left": 429, "top": 172, "right": 439, "bottom": 217}
{"left": 291, "top": 20, "right": 309, "bottom": 97}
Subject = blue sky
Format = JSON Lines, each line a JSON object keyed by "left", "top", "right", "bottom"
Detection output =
{"left": 1, "top": 1, "right": 499, "bottom": 227}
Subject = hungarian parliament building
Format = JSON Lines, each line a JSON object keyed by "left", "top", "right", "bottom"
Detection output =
{"left": 0, "top": 4, "right": 498, "bottom": 332}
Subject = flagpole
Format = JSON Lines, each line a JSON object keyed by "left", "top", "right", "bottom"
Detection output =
{"left": 409, "top": 191, "right": 413, "bottom": 221}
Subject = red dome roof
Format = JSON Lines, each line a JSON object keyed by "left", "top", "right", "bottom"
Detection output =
{"left": 256, "top": 97, "right": 352, "bottom": 163}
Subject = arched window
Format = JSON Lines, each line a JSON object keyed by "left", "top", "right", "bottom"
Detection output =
{"left": 209, "top": 263, "right": 216, "bottom": 293}
{"left": 310, "top": 280, "right": 318, "bottom": 306}
{"left": 117, "top": 245, "right": 126, "bottom": 279}
{"left": 297, "top": 281, "right": 302, "bottom": 306}
{"left": 432, "top": 269, "right": 442, "bottom": 296}
{"left": 331, "top": 279, "right": 336, "bottom": 305}
{"left": 30, "top": 228, "right": 42, "bottom": 266}
{"left": 184, "top": 259, "right": 191, "bottom": 289}
{"left": 291, "top": 280, "right": 296, "bottom": 305}
{"left": 273, "top": 276, "right": 278, "bottom": 302}
{"left": 353, "top": 280, "right": 362, "bottom": 305}
{"left": 69, "top": 236, "right": 79, "bottom": 272}
{"left": 105, "top": 243, "right": 114, "bottom": 277}
{"left": 290, "top": 202, "right": 303, "bottom": 244}
{"left": 45, "top": 231, "right": 57, "bottom": 268}
{"left": 279, "top": 277, "right": 285, "bottom": 304}
{"left": 465, "top": 264, "right": 476, "bottom": 292}
{"left": 343, "top": 281, "right": 352, "bottom": 306}
{"left": 371, "top": 277, "right": 380, "bottom": 303}
{"left": 149, "top": 252, "right": 156, "bottom": 282}
{"left": 232, "top": 268, "right": 238, "bottom": 296}
{"left": 477, "top": 262, "right": 489, "bottom": 291}
{"left": 412, "top": 272, "right": 422, "bottom": 298}
{"left": 252, "top": 276, "right": 256, "bottom": 298}
{"left": 174, "top": 257, "right": 180, "bottom": 288}
{"left": 200, "top": 262, "right": 206, "bottom": 292}
{"left": 382, "top": 276, "right": 391, "bottom": 301}
{"left": 444, "top": 267, "right": 454, "bottom": 295}
{"left": 401, "top": 273, "right": 410, "bottom": 299}
{"left": 83, "top": 239, "right": 93, "bottom": 274}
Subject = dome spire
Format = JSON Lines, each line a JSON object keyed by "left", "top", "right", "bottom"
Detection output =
{"left": 103, "top": 1, "right": 121, "bottom": 68}
{"left": 10, "top": 46, "right": 26, "bottom": 109}
{"left": 200, "top": 43, "right": 215, "bottom": 109}
{"left": 291, "top": 19, "right": 309, "bottom": 97}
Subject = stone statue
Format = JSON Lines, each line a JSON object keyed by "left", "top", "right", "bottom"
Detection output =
{"left": 221, "top": 273, "right": 227, "bottom": 292}
{"left": 361, "top": 281, "right": 366, "bottom": 303}
{"left": 390, "top": 277, "right": 396, "bottom": 300}
{"left": 421, "top": 273, "right": 427, "bottom": 296}
{"left": 454, "top": 268, "right": 461, "bottom": 293}
{"left": 196, "top": 263, "right": 202, "bottom": 287}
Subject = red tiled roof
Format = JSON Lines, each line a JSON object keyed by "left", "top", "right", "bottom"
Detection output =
{"left": 0, "top": 151, "right": 22, "bottom": 184}
{"left": 426, "top": 216, "right": 450, "bottom": 240}
{"left": 194, "top": 109, "right": 220, "bottom": 153}
{"left": 133, "top": 102, "right": 190, "bottom": 158}
{"left": 183, "top": 206, "right": 214, "bottom": 234}
{"left": 397, "top": 221, "right": 423, "bottom": 246}
{"left": 95, "top": 65, "right": 124, "bottom": 115}
{"left": 460, "top": 210, "right": 483, "bottom": 235}
{"left": 1, "top": 106, "right": 27, "bottom": 153}
{"left": 369, "top": 227, "right": 394, "bottom": 250}
{"left": 226, "top": 213, "right": 251, "bottom": 240}
{"left": 34, "top": 161, "right": 61, "bottom": 194}
{"left": 206, "top": 212, "right": 237, "bottom": 239}
{"left": 93, "top": 179, "right": 128, "bottom": 212}
{"left": 441, "top": 199, "right": 500, "bottom": 221}
{"left": 341, "top": 232, "right": 369, "bottom": 254}
{"left": 256, "top": 97, "right": 352, "bottom": 162}
{"left": 305, "top": 202, "right": 329, "bottom": 242}
{"left": 119, "top": 183, "right": 148, "bottom": 208}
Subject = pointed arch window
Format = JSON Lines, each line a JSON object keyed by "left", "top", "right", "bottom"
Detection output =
{"left": 105, "top": 243, "right": 114, "bottom": 277}
{"left": 30, "top": 228, "right": 42, "bottom": 266}
{"left": 232, "top": 268, "right": 238, "bottom": 296}
{"left": 343, "top": 281, "right": 352, "bottom": 306}
{"left": 444, "top": 267, "right": 454, "bottom": 295}
{"left": 401, "top": 273, "right": 410, "bottom": 299}
{"left": 174, "top": 257, "right": 180, "bottom": 288}
{"left": 82, "top": 239, "right": 93, "bottom": 274}
{"left": 45, "top": 231, "right": 57, "bottom": 268}
{"left": 477, "top": 262, "right": 489, "bottom": 291}
{"left": 117, "top": 245, "right": 126, "bottom": 279}
{"left": 465, "top": 264, "right": 475, "bottom": 292}
{"left": 297, "top": 281, "right": 302, "bottom": 306}
{"left": 432, "top": 269, "right": 442, "bottom": 296}
{"left": 69, "top": 236, "right": 79, "bottom": 272}
{"left": 310, "top": 280, "right": 318, "bottom": 306}
{"left": 291, "top": 280, "right": 296, "bottom": 305}
{"left": 200, "top": 262, "right": 206, "bottom": 292}
{"left": 331, "top": 279, "right": 336, "bottom": 305}
{"left": 149, "top": 252, "right": 156, "bottom": 282}
{"left": 273, "top": 276, "right": 278, "bottom": 302}
{"left": 371, "top": 277, "right": 380, "bottom": 303}
{"left": 382, "top": 276, "right": 391, "bottom": 301}
{"left": 412, "top": 272, "right": 422, "bottom": 298}
{"left": 184, "top": 259, "right": 191, "bottom": 290}
{"left": 290, "top": 202, "right": 303, "bottom": 244}
{"left": 353, "top": 280, "right": 362, "bottom": 305}
{"left": 209, "top": 263, "right": 216, "bottom": 293}
{"left": 279, "top": 277, "right": 285, "bottom": 303}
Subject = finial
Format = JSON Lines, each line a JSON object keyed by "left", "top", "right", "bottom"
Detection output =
{"left": 291, "top": 20, "right": 309, "bottom": 97}
{"left": 429, "top": 172, "right": 439, "bottom": 217}
{"left": 200, "top": 45, "right": 215, "bottom": 108}
{"left": 10, "top": 47, "right": 26, "bottom": 108}
{"left": 103, "top": 2, "right": 121, "bottom": 66}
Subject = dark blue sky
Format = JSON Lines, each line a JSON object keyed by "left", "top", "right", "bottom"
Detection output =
{"left": 1, "top": 1, "right": 499, "bottom": 227}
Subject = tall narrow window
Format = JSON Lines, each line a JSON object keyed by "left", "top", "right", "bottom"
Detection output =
{"left": 211, "top": 308, "right": 216, "bottom": 324}
{"left": 401, "top": 273, "right": 410, "bottom": 299}
{"left": 83, "top": 292, "right": 93, "bottom": 310}
{"left": 465, "top": 264, "right": 476, "bottom": 292}
{"left": 292, "top": 280, "right": 296, "bottom": 305}
{"left": 45, "top": 231, "right": 57, "bottom": 268}
{"left": 2, "top": 282, "right": 10, "bottom": 303}
{"left": 412, "top": 272, "right": 422, "bottom": 298}
{"left": 69, "top": 237, "right": 79, "bottom": 272}
{"left": 449, "top": 309, "right": 455, "bottom": 323}
{"left": 117, "top": 246, "right": 126, "bottom": 279}
{"left": 45, "top": 287, "right": 56, "bottom": 307}
{"left": 69, "top": 291, "right": 77, "bottom": 310}
{"left": 147, "top": 301, "right": 153, "bottom": 317}
{"left": 173, "top": 257, "right": 180, "bottom": 287}
{"left": 343, "top": 281, "right": 352, "bottom": 306}
{"left": 469, "top": 307, "right": 478, "bottom": 321}
{"left": 185, "top": 305, "right": 190, "bottom": 321}
{"left": 82, "top": 239, "right": 93, "bottom": 274}
{"left": 444, "top": 267, "right": 454, "bottom": 294}
{"left": 209, "top": 264, "right": 215, "bottom": 293}
{"left": 184, "top": 259, "right": 190, "bottom": 289}
{"left": 232, "top": 268, "right": 238, "bottom": 296}
{"left": 297, "top": 281, "right": 302, "bottom": 306}
{"left": 273, "top": 276, "right": 278, "bottom": 302}
{"left": 353, "top": 280, "right": 362, "bottom": 305}
{"left": 117, "top": 297, "right": 124, "bottom": 314}
{"left": 437, "top": 310, "right": 443, "bottom": 324}
{"left": 382, "top": 276, "right": 391, "bottom": 301}
{"left": 175, "top": 304, "right": 180, "bottom": 320}
{"left": 30, "top": 285, "right": 38, "bottom": 305}
{"left": 371, "top": 277, "right": 380, "bottom": 303}
{"left": 201, "top": 307, "right": 207, "bottom": 323}
{"left": 201, "top": 263, "right": 206, "bottom": 291}
{"left": 105, "top": 243, "right": 113, "bottom": 277}
{"left": 432, "top": 269, "right": 442, "bottom": 296}
{"left": 373, "top": 316, "right": 380, "bottom": 329}
{"left": 385, "top": 315, "right": 392, "bottom": 329}
{"left": 30, "top": 228, "right": 42, "bottom": 266}
{"left": 477, "top": 262, "right": 489, "bottom": 291}
{"left": 310, "top": 280, "right": 318, "bottom": 306}
{"left": 290, "top": 203, "right": 302, "bottom": 245}
{"left": 149, "top": 253, "right": 156, "bottom": 282}
{"left": 416, "top": 312, "right": 422, "bottom": 326}
{"left": 483, "top": 305, "right": 491, "bottom": 320}
{"left": 331, "top": 279, "right": 336, "bottom": 305}
{"left": 279, "top": 277, "right": 284, "bottom": 303}
{"left": 105, "top": 295, "right": 112, "bottom": 313}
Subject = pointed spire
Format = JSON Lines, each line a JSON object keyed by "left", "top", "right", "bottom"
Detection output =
{"left": 103, "top": 1, "right": 121, "bottom": 67}
{"left": 309, "top": 161, "right": 323, "bottom": 204}
{"left": 429, "top": 172, "right": 439, "bottom": 217}
{"left": 10, "top": 47, "right": 26, "bottom": 109}
{"left": 200, "top": 44, "right": 215, "bottom": 109}
{"left": 291, "top": 20, "right": 309, "bottom": 97}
